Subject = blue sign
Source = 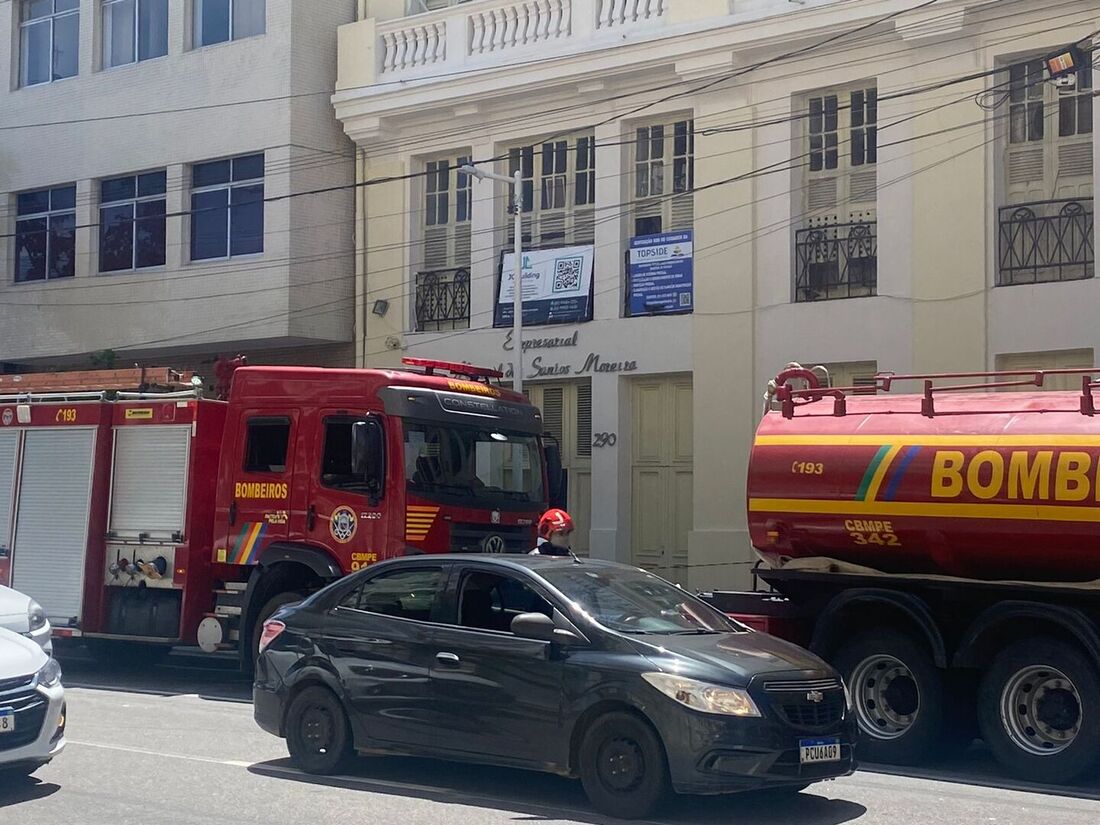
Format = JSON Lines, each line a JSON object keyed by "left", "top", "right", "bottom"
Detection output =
{"left": 628, "top": 231, "right": 693, "bottom": 316}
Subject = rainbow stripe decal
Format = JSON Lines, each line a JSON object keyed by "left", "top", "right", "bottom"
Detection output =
{"left": 855, "top": 444, "right": 922, "bottom": 503}
{"left": 231, "top": 522, "right": 267, "bottom": 565}
{"left": 406, "top": 506, "right": 440, "bottom": 541}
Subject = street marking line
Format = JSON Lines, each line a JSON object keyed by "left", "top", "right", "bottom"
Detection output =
{"left": 67, "top": 739, "right": 253, "bottom": 768}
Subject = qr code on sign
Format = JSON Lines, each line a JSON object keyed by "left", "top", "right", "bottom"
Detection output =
{"left": 553, "top": 257, "right": 584, "bottom": 292}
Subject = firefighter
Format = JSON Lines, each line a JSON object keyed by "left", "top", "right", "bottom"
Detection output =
{"left": 530, "top": 508, "right": 575, "bottom": 556}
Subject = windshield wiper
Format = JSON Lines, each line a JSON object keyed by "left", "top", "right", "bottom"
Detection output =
{"left": 665, "top": 629, "right": 723, "bottom": 635}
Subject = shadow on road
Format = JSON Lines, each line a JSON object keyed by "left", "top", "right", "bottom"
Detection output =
{"left": 53, "top": 645, "right": 251, "bottom": 704}
{"left": 0, "top": 775, "right": 61, "bottom": 808}
{"left": 249, "top": 755, "right": 866, "bottom": 825}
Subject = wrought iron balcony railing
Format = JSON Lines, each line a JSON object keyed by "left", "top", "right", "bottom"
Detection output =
{"left": 415, "top": 268, "right": 470, "bottom": 331}
{"left": 794, "top": 220, "right": 877, "bottom": 302}
{"left": 997, "top": 198, "right": 1094, "bottom": 286}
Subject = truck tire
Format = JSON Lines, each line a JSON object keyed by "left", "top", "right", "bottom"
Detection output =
{"left": 978, "top": 637, "right": 1100, "bottom": 784}
{"left": 250, "top": 591, "right": 305, "bottom": 668}
{"left": 285, "top": 686, "right": 353, "bottom": 775}
{"left": 833, "top": 629, "right": 944, "bottom": 765}
{"left": 578, "top": 711, "right": 668, "bottom": 820}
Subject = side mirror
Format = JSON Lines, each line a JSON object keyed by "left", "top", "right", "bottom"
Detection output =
{"left": 352, "top": 419, "right": 385, "bottom": 499}
{"left": 543, "top": 434, "right": 567, "bottom": 509}
{"left": 510, "top": 612, "right": 584, "bottom": 645}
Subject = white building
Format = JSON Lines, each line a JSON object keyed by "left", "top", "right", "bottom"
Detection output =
{"left": 0, "top": 0, "right": 358, "bottom": 373}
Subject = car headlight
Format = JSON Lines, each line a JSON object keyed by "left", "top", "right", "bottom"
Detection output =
{"left": 35, "top": 658, "right": 62, "bottom": 689}
{"left": 28, "top": 600, "right": 47, "bottom": 632}
{"left": 642, "top": 672, "right": 761, "bottom": 717}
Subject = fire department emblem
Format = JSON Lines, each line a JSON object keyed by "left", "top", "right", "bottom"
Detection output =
{"left": 1, "top": 409, "right": 11, "bottom": 426}
{"left": 330, "top": 506, "right": 358, "bottom": 544}
{"left": 491, "top": 510, "right": 501, "bottom": 525}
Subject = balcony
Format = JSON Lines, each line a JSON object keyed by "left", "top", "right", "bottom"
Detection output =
{"left": 794, "top": 220, "right": 877, "bottom": 302}
{"left": 373, "top": 0, "right": 668, "bottom": 78}
{"left": 415, "top": 268, "right": 471, "bottom": 331}
{"left": 997, "top": 198, "right": 1094, "bottom": 286}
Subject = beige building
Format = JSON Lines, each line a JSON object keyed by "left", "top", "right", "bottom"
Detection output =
{"left": 335, "top": 0, "right": 1096, "bottom": 589}
{"left": 1, "top": 0, "right": 358, "bottom": 373}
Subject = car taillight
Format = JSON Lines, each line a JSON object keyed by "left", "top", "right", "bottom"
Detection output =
{"left": 258, "top": 620, "right": 286, "bottom": 654}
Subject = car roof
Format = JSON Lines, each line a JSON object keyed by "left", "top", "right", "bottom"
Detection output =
{"left": 378, "top": 554, "right": 639, "bottom": 574}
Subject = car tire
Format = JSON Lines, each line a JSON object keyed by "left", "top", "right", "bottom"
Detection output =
{"left": 250, "top": 591, "right": 305, "bottom": 668}
{"left": 977, "top": 637, "right": 1100, "bottom": 784}
{"left": 578, "top": 711, "right": 668, "bottom": 820}
{"left": 833, "top": 629, "right": 945, "bottom": 765}
{"left": 285, "top": 686, "right": 353, "bottom": 775}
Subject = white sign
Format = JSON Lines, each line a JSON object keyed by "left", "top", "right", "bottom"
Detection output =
{"left": 495, "top": 245, "right": 595, "bottom": 326}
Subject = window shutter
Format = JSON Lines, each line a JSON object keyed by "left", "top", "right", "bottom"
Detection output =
{"left": 807, "top": 178, "right": 838, "bottom": 211}
{"left": 575, "top": 382, "right": 592, "bottom": 459}
{"left": 573, "top": 207, "right": 595, "bottom": 245}
{"left": 849, "top": 170, "right": 877, "bottom": 205}
{"left": 454, "top": 223, "right": 472, "bottom": 267}
{"left": 1058, "top": 142, "right": 1093, "bottom": 179}
{"left": 540, "top": 387, "right": 565, "bottom": 446}
{"left": 669, "top": 193, "right": 694, "bottom": 231}
{"left": 424, "top": 226, "right": 448, "bottom": 270}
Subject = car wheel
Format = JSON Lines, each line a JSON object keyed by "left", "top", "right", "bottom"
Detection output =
{"left": 578, "top": 711, "right": 668, "bottom": 820}
{"left": 978, "top": 637, "right": 1100, "bottom": 784}
{"left": 285, "top": 686, "right": 353, "bottom": 775}
{"left": 833, "top": 629, "right": 945, "bottom": 765}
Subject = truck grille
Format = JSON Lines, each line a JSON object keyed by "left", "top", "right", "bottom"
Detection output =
{"left": 0, "top": 686, "right": 48, "bottom": 752}
{"left": 449, "top": 523, "right": 531, "bottom": 554}
{"left": 762, "top": 678, "right": 845, "bottom": 730}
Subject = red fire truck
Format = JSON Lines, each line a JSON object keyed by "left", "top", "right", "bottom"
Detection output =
{"left": 0, "top": 359, "right": 561, "bottom": 670}
{"left": 706, "top": 365, "right": 1100, "bottom": 786}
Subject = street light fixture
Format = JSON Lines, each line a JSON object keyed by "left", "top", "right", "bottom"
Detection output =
{"left": 460, "top": 163, "right": 525, "bottom": 394}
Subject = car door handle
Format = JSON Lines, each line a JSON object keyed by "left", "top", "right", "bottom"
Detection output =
{"left": 435, "top": 652, "right": 460, "bottom": 665}
{"left": 307, "top": 505, "right": 316, "bottom": 530}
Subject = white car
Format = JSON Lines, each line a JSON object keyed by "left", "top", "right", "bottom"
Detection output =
{"left": 0, "top": 585, "right": 51, "bottom": 654}
{"left": 0, "top": 627, "right": 65, "bottom": 777}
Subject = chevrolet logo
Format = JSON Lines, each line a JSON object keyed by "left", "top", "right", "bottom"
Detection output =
{"left": 806, "top": 690, "right": 824, "bottom": 703}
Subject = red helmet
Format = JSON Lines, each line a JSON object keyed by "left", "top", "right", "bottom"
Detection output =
{"left": 538, "top": 508, "right": 574, "bottom": 539}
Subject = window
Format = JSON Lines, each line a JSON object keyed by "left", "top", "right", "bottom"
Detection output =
{"left": 15, "top": 185, "right": 76, "bottom": 283}
{"left": 341, "top": 567, "right": 444, "bottom": 622}
{"left": 99, "top": 171, "right": 167, "bottom": 272}
{"left": 995, "top": 349, "right": 1094, "bottom": 392}
{"left": 194, "top": 0, "right": 265, "bottom": 47}
{"left": 506, "top": 135, "right": 596, "bottom": 246}
{"left": 20, "top": 0, "right": 79, "bottom": 87}
{"left": 805, "top": 87, "right": 878, "bottom": 216}
{"left": 458, "top": 571, "right": 552, "bottom": 633}
{"left": 422, "top": 156, "right": 471, "bottom": 270}
{"left": 631, "top": 119, "right": 694, "bottom": 237}
{"left": 321, "top": 417, "right": 380, "bottom": 493}
{"left": 191, "top": 153, "right": 264, "bottom": 261}
{"left": 244, "top": 418, "right": 290, "bottom": 473}
{"left": 103, "top": 0, "right": 169, "bottom": 67}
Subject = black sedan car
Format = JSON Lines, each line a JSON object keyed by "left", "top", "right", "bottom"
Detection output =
{"left": 254, "top": 555, "right": 856, "bottom": 818}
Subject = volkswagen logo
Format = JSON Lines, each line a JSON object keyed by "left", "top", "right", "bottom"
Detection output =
{"left": 483, "top": 534, "right": 507, "bottom": 554}
{"left": 806, "top": 690, "right": 824, "bottom": 704}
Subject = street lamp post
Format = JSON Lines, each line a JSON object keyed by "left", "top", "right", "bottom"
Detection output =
{"left": 460, "top": 164, "right": 524, "bottom": 394}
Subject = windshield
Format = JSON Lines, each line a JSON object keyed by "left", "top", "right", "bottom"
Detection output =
{"left": 540, "top": 566, "right": 741, "bottom": 635}
{"left": 402, "top": 420, "right": 545, "bottom": 505}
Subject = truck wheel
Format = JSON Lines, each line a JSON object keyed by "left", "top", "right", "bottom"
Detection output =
{"left": 978, "top": 637, "right": 1100, "bottom": 784}
{"left": 285, "top": 686, "right": 353, "bottom": 775}
{"left": 250, "top": 591, "right": 305, "bottom": 669}
{"left": 578, "top": 711, "right": 668, "bottom": 820}
{"left": 833, "top": 629, "right": 944, "bottom": 765}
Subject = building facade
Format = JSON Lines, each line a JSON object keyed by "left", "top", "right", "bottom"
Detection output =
{"left": 1, "top": 0, "right": 358, "bottom": 375}
{"left": 334, "top": 0, "right": 1097, "bottom": 589}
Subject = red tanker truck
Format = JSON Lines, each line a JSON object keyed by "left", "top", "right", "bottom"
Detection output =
{"left": 705, "top": 364, "right": 1100, "bottom": 785}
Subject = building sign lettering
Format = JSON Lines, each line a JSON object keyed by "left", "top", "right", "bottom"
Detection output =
{"left": 502, "top": 329, "right": 579, "bottom": 352}
{"left": 494, "top": 352, "right": 639, "bottom": 380}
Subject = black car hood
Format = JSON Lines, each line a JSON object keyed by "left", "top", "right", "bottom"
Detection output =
{"left": 629, "top": 630, "right": 833, "bottom": 686}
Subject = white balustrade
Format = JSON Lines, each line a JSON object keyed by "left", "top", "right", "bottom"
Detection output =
{"left": 597, "top": 0, "right": 665, "bottom": 29}
{"left": 469, "top": 1, "right": 572, "bottom": 55}
{"left": 380, "top": 20, "right": 447, "bottom": 73}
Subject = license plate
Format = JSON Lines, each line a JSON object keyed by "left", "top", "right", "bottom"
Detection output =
{"left": 0, "top": 710, "right": 14, "bottom": 734}
{"left": 799, "top": 737, "right": 840, "bottom": 764}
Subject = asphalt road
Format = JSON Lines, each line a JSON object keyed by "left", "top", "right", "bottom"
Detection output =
{"left": 3, "top": 648, "right": 1100, "bottom": 825}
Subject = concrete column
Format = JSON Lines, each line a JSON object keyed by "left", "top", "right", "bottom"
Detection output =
{"left": 165, "top": 164, "right": 187, "bottom": 270}
{"left": 74, "top": 179, "right": 95, "bottom": 278}
{"left": 593, "top": 120, "right": 625, "bottom": 322}
{"left": 588, "top": 373, "right": 631, "bottom": 563}
{"left": 169, "top": 0, "right": 188, "bottom": 56}
{"left": 362, "top": 154, "right": 408, "bottom": 368}
{"left": 78, "top": 0, "right": 95, "bottom": 76}
{"left": 469, "top": 137, "right": 498, "bottom": 342}
{"left": 688, "top": 87, "right": 758, "bottom": 591}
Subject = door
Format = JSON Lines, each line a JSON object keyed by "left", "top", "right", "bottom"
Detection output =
{"left": 427, "top": 566, "right": 565, "bottom": 765}
{"left": 631, "top": 377, "right": 693, "bottom": 581}
{"left": 322, "top": 564, "right": 449, "bottom": 749}
{"left": 0, "top": 430, "right": 18, "bottom": 585}
{"left": 526, "top": 381, "right": 592, "bottom": 555}
{"left": 221, "top": 413, "right": 296, "bottom": 565}
{"left": 303, "top": 413, "right": 387, "bottom": 571}
{"left": 11, "top": 428, "right": 96, "bottom": 625}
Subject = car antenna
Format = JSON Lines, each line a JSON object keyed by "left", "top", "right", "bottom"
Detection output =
{"left": 570, "top": 550, "right": 583, "bottom": 564}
